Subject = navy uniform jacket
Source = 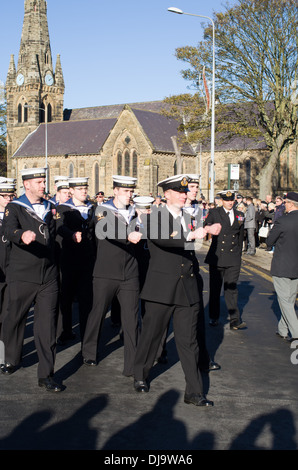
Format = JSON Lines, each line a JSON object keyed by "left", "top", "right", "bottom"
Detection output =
{"left": 0, "top": 215, "right": 10, "bottom": 283}
{"left": 56, "top": 199, "right": 96, "bottom": 269}
{"left": 267, "top": 210, "right": 298, "bottom": 278}
{"left": 3, "top": 195, "right": 58, "bottom": 284}
{"left": 139, "top": 206, "right": 201, "bottom": 307}
{"left": 94, "top": 200, "right": 139, "bottom": 281}
{"left": 204, "top": 206, "right": 244, "bottom": 267}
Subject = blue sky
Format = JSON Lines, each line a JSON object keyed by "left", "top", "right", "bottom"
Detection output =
{"left": 0, "top": 0, "right": 230, "bottom": 110}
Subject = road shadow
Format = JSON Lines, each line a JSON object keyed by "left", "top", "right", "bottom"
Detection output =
{"left": 0, "top": 395, "right": 108, "bottom": 450}
{"left": 229, "top": 408, "right": 297, "bottom": 450}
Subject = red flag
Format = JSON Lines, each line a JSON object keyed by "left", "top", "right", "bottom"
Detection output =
{"left": 202, "top": 66, "right": 210, "bottom": 113}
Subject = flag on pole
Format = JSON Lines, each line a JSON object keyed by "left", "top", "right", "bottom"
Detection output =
{"left": 202, "top": 66, "right": 210, "bottom": 113}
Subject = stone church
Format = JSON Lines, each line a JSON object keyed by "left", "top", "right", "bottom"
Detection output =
{"left": 5, "top": 0, "right": 298, "bottom": 198}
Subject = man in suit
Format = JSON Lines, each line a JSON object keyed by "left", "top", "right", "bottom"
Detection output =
{"left": 204, "top": 190, "right": 246, "bottom": 329}
{"left": 0, "top": 168, "right": 61, "bottom": 392}
{"left": 133, "top": 175, "right": 221, "bottom": 406}
{"left": 266, "top": 191, "right": 298, "bottom": 341}
{"left": 82, "top": 175, "right": 142, "bottom": 377}
{"left": 244, "top": 196, "right": 256, "bottom": 255}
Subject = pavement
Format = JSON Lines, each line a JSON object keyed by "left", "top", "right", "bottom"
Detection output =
{"left": 0, "top": 243, "right": 298, "bottom": 454}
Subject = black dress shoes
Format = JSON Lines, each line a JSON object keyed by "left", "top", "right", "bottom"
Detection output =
{"left": 200, "top": 361, "right": 221, "bottom": 373}
{"left": 134, "top": 380, "right": 149, "bottom": 393}
{"left": 1, "top": 363, "right": 16, "bottom": 375}
{"left": 38, "top": 377, "right": 62, "bottom": 392}
{"left": 230, "top": 320, "right": 247, "bottom": 330}
{"left": 83, "top": 358, "right": 97, "bottom": 366}
{"left": 209, "top": 319, "right": 219, "bottom": 327}
{"left": 184, "top": 393, "right": 214, "bottom": 407}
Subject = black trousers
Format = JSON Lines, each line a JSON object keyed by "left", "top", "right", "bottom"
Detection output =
{"left": 1, "top": 278, "right": 59, "bottom": 378}
{"left": 134, "top": 301, "right": 203, "bottom": 395}
{"left": 208, "top": 264, "right": 241, "bottom": 323}
{"left": 59, "top": 264, "right": 93, "bottom": 341}
{"left": 82, "top": 277, "right": 139, "bottom": 376}
{"left": 0, "top": 281, "right": 8, "bottom": 336}
{"left": 153, "top": 274, "right": 210, "bottom": 369}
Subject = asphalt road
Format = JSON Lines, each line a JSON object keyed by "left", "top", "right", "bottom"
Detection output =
{"left": 0, "top": 247, "right": 297, "bottom": 454}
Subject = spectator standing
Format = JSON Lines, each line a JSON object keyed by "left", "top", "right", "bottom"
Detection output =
{"left": 244, "top": 197, "right": 256, "bottom": 256}
{"left": 266, "top": 192, "right": 298, "bottom": 341}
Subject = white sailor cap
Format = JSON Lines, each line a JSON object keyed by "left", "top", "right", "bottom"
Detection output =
{"left": 68, "top": 177, "right": 89, "bottom": 187}
{"left": 5, "top": 178, "right": 16, "bottom": 184}
{"left": 21, "top": 168, "right": 46, "bottom": 181}
{"left": 217, "top": 190, "right": 236, "bottom": 201}
{"left": 54, "top": 175, "right": 69, "bottom": 184}
{"left": 133, "top": 196, "right": 155, "bottom": 209}
{"left": 56, "top": 180, "right": 70, "bottom": 190}
{"left": 187, "top": 174, "right": 200, "bottom": 184}
{"left": 0, "top": 182, "right": 16, "bottom": 193}
{"left": 158, "top": 174, "right": 190, "bottom": 192}
{"left": 112, "top": 175, "right": 137, "bottom": 189}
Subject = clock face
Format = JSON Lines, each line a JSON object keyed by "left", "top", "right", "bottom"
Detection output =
{"left": 16, "top": 74, "right": 24, "bottom": 86}
{"left": 45, "top": 73, "right": 54, "bottom": 86}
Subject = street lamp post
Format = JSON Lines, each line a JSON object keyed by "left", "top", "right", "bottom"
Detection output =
{"left": 168, "top": 7, "right": 215, "bottom": 202}
{"left": 23, "top": 104, "right": 48, "bottom": 194}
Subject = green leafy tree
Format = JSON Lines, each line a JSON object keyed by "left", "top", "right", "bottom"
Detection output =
{"left": 167, "top": 0, "right": 298, "bottom": 197}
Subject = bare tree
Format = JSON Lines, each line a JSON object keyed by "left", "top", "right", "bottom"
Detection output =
{"left": 172, "top": 0, "right": 298, "bottom": 197}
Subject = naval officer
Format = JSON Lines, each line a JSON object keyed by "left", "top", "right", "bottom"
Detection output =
{"left": 133, "top": 175, "right": 221, "bottom": 406}
{"left": 204, "top": 190, "right": 246, "bottom": 329}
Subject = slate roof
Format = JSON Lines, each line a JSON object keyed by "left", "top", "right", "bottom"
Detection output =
{"left": 14, "top": 100, "right": 268, "bottom": 158}
{"left": 14, "top": 118, "right": 117, "bottom": 158}
{"left": 14, "top": 105, "right": 195, "bottom": 158}
{"left": 64, "top": 101, "right": 169, "bottom": 121}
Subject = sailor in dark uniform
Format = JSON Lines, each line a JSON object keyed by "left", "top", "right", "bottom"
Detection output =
{"left": 204, "top": 190, "right": 246, "bottom": 329}
{"left": 49, "top": 175, "right": 70, "bottom": 206}
{"left": 133, "top": 175, "right": 221, "bottom": 406}
{"left": 82, "top": 175, "right": 142, "bottom": 377}
{"left": 56, "top": 177, "right": 96, "bottom": 344}
{"left": 0, "top": 180, "right": 15, "bottom": 337}
{"left": 0, "top": 168, "right": 61, "bottom": 392}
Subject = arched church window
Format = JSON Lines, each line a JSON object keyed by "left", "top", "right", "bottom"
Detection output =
{"left": 24, "top": 103, "right": 28, "bottom": 123}
{"left": 40, "top": 103, "right": 45, "bottom": 123}
{"left": 117, "top": 151, "right": 122, "bottom": 175}
{"left": 124, "top": 150, "right": 130, "bottom": 176}
{"left": 69, "top": 163, "right": 74, "bottom": 178}
{"left": 47, "top": 103, "right": 52, "bottom": 123}
{"left": 245, "top": 159, "right": 251, "bottom": 188}
{"left": 132, "top": 151, "right": 138, "bottom": 178}
{"left": 18, "top": 104, "right": 22, "bottom": 123}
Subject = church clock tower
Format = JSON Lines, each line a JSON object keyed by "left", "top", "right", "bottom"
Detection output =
{"left": 6, "top": 0, "right": 65, "bottom": 177}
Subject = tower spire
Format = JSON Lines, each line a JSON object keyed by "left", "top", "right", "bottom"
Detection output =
{"left": 17, "top": 0, "right": 53, "bottom": 84}
{"left": 6, "top": 0, "right": 65, "bottom": 180}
